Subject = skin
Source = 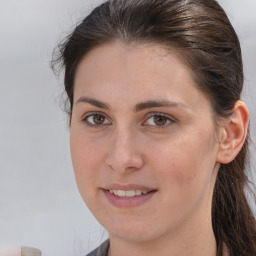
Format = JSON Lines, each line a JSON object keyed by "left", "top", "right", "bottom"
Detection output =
{"left": 70, "top": 41, "right": 249, "bottom": 256}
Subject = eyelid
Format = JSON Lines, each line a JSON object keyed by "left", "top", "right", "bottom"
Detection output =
{"left": 82, "top": 111, "right": 112, "bottom": 127}
{"left": 81, "top": 111, "right": 108, "bottom": 120}
{"left": 142, "top": 112, "right": 176, "bottom": 127}
{"left": 81, "top": 111, "right": 176, "bottom": 128}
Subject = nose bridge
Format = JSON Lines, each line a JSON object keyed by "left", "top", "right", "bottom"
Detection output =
{"left": 106, "top": 125, "right": 143, "bottom": 172}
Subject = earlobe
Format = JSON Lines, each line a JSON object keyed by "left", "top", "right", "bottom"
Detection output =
{"left": 216, "top": 100, "right": 250, "bottom": 164}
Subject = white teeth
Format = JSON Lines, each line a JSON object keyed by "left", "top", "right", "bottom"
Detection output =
{"left": 109, "top": 189, "right": 149, "bottom": 197}
{"left": 116, "top": 190, "right": 126, "bottom": 197}
{"left": 125, "top": 190, "right": 136, "bottom": 197}
{"left": 135, "top": 190, "right": 142, "bottom": 196}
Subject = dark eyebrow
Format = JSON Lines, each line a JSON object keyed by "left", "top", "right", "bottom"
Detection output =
{"left": 134, "top": 100, "right": 188, "bottom": 112}
{"left": 76, "top": 96, "right": 111, "bottom": 110}
{"left": 76, "top": 96, "right": 188, "bottom": 112}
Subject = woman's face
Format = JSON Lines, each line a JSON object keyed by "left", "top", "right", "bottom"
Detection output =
{"left": 70, "top": 42, "right": 220, "bottom": 243}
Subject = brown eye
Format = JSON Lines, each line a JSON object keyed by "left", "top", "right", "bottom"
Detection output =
{"left": 92, "top": 114, "right": 106, "bottom": 124}
{"left": 153, "top": 115, "right": 168, "bottom": 126}
{"left": 143, "top": 113, "right": 174, "bottom": 128}
{"left": 83, "top": 113, "right": 111, "bottom": 127}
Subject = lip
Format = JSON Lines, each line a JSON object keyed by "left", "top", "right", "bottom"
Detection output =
{"left": 102, "top": 184, "right": 157, "bottom": 208}
{"left": 103, "top": 183, "right": 155, "bottom": 191}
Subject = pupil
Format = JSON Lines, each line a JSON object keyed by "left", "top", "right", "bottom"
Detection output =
{"left": 154, "top": 115, "right": 167, "bottom": 125}
{"left": 93, "top": 114, "right": 105, "bottom": 124}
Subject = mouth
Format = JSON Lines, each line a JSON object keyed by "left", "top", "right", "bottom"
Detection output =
{"left": 106, "top": 189, "right": 154, "bottom": 198}
{"left": 102, "top": 185, "right": 157, "bottom": 207}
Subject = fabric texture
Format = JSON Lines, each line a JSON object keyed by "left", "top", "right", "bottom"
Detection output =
{"left": 86, "top": 239, "right": 229, "bottom": 256}
{"left": 86, "top": 240, "right": 109, "bottom": 256}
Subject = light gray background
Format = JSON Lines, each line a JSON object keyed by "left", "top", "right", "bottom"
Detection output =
{"left": 0, "top": 1, "right": 255, "bottom": 255}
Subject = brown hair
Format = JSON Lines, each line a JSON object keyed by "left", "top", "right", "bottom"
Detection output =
{"left": 52, "top": 0, "right": 256, "bottom": 255}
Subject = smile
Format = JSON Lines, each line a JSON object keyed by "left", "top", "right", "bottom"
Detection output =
{"left": 102, "top": 186, "right": 157, "bottom": 207}
{"left": 108, "top": 189, "right": 150, "bottom": 197}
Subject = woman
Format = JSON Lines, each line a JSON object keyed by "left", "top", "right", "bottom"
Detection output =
{"left": 52, "top": 0, "right": 256, "bottom": 255}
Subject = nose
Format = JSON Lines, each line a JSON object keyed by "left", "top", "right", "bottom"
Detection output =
{"left": 106, "top": 128, "right": 144, "bottom": 173}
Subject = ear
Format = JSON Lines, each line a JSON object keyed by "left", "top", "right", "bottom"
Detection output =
{"left": 216, "top": 100, "right": 250, "bottom": 164}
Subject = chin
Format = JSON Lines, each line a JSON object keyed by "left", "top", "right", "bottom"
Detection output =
{"left": 104, "top": 219, "right": 162, "bottom": 242}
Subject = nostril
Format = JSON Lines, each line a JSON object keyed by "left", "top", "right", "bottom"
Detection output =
{"left": 105, "top": 134, "right": 144, "bottom": 173}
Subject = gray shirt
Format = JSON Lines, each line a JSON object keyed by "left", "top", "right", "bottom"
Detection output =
{"left": 86, "top": 239, "right": 229, "bottom": 256}
{"left": 86, "top": 240, "right": 109, "bottom": 256}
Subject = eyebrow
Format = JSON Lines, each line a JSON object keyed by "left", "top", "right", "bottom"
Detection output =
{"left": 134, "top": 100, "right": 188, "bottom": 112}
{"left": 76, "top": 96, "right": 189, "bottom": 112}
{"left": 76, "top": 96, "right": 111, "bottom": 110}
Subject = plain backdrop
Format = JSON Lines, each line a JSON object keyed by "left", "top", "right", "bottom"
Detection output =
{"left": 0, "top": 0, "right": 255, "bottom": 255}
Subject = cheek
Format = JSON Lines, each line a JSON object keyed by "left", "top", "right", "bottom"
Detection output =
{"left": 149, "top": 131, "right": 217, "bottom": 196}
{"left": 70, "top": 129, "right": 107, "bottom": 193}
{"left": 148, "top": 137, "right": 217, "bottom": 226}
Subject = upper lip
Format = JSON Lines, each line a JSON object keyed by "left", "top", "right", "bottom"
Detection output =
{"left": 103, "top": 184, "right": 156, "bottom": 191}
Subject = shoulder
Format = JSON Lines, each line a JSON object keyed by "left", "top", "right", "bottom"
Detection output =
{"left": 86, "top": 240, "right": 110, "bottom": 256}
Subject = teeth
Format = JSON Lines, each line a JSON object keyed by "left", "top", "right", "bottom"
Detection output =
{"left": 109, "top": 189, "right": 149, "bottom": 197}
{"left": 125, "top": 190, "right": 135, "bottom": 197}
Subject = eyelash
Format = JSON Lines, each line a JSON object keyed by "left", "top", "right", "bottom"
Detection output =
{"left": 82, "top": 112, "right": 111, "bottom": 128}
{"left": 82, "top": 112, "right": 176, "bottom": 128}
{"left": 142, "top": 112, "right": 176, "bottom": 128}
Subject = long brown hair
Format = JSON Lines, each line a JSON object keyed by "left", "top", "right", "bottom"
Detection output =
{"left": 52, "top": 0, "right": 256, "bottom": 255}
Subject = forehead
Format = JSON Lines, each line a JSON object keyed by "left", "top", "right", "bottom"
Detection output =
{"left": 75, "top": 41, "right": 188, "bottom": 76}
{"left": 75, "top": 41, "right": 190, "bottom": 79}
{"left": 73, "top": 41, "right": 210, "bottom": 112}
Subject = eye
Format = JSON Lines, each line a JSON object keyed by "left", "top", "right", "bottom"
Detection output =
{"left": 143, "top": 113, "right": 174, "bottom": 127}
{"left": 82, "top": 113, "right": 111, "bottom": 127}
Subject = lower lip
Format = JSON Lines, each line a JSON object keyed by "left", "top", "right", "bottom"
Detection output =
{"left": 103, "top": 190, "right": 156, "bottom": 207}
